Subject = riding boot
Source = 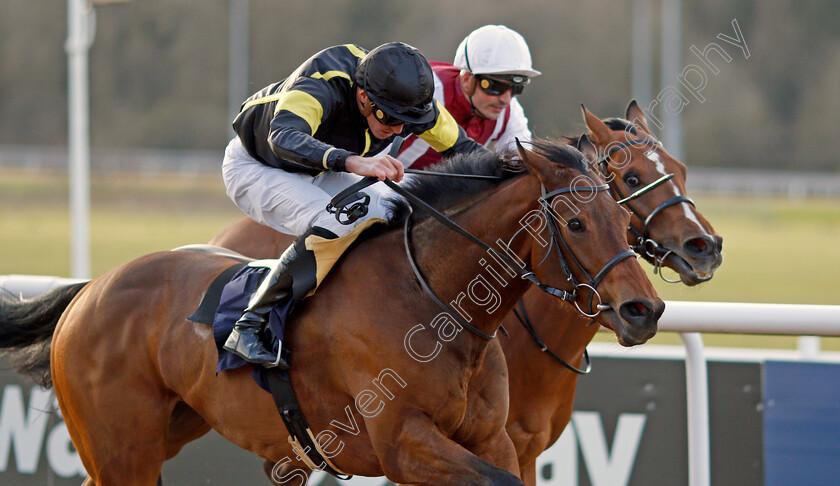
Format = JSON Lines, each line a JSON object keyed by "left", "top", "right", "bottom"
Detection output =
{"left": 223, "top": 226, "right": 337, "bottom": 369}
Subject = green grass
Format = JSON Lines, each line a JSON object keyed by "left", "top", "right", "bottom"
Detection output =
{"left": 0, "top": 169, "right": 242, "bottom": 276}
{"left": 2, "top": 168, "right": 840, "bottom": 350}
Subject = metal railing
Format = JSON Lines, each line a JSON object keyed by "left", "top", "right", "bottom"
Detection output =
{"left": 654, "top": 301, "right": 840, "bottom": 486}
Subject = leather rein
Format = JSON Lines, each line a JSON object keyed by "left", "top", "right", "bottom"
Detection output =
{"left": 326, "top": 156, "right": 634, "bottom": 343}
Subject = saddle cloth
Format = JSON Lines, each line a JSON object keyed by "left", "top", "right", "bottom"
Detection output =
{"left": 189, "top": 262, "right": 292, "bottom": 391}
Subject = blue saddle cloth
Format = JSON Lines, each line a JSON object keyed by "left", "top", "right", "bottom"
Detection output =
{"left": 211, "top": 265, "right": 293, "bottom": 391}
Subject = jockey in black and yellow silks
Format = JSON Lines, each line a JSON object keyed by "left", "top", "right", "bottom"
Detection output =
{"left": 222, "top": 42, "right": 488, "bottom": 367}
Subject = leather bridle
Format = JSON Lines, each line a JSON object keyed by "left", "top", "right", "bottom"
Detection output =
{"left": 326, "top": 166, "right": 635, "bottom": 342}
{"left": 595, "top": 137, "right": 695, "bottom": 282}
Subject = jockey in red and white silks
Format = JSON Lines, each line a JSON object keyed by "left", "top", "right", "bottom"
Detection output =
{"left": 396, "top": 25, "right": 541, "bottom": 170}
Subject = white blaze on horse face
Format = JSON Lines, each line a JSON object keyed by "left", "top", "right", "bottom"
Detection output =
{"left": 644, "top": 149, "right": 705, "bottom": 231}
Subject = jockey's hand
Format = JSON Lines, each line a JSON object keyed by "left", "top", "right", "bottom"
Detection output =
{"left": 345, "top": 155, "right": 405, "bottom": 182}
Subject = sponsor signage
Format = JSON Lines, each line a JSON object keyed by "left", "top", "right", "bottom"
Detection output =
{"left": 4, "top": 356, "right": 837, "bottom": 485}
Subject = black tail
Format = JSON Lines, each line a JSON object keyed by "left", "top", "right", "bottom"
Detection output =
{"left": 0, "top": 281, "right": 88, "bottom": 388}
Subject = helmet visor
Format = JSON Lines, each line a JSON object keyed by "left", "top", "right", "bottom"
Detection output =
{"left": 366, "top": 91, "right": 435, "bottom": 125}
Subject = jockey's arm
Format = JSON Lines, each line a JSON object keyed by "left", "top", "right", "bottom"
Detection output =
{"left": 261, "top": 83, "right": 362, "bottom": 172}
{"left": 493, "top": 98, "right": 532, "bottom": 154}
{"left": 417, "top": 101, "right": 490, "bottom": 158}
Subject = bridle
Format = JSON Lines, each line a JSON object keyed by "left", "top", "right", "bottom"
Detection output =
{"left": 594, "top": 136, "right": 695, "bottom": 283}
{"left": 326, "top": 160, "right": 634, "bottom": 342}
{"left": 511, "top": 135, "right": 694, "bottom": 373}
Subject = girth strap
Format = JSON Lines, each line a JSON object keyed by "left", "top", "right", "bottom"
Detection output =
{"left": 264, "top": 370, "right": 352, "bottom": 480}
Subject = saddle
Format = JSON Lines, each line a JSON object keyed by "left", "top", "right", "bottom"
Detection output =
{"left": 178, "top": 218, "right": 385, "bottom": 479}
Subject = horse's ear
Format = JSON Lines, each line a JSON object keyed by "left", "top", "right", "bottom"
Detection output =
{"left": 576, "top": 134, "right": 598, "bottom": 163}
{"left": 626, "top": 99, "right": 653, "bottom": 135}
{"left": 581, "top": 104, "right": 612, "bottom": 145}
{"left": 516, "top": 138, "right": 555, "bottom": 185}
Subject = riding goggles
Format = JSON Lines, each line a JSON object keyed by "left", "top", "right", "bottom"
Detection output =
{"left": 476, "top": 74, "right": 529, "bottom": 96}
{"left": 371, "top": 104, "right": 406, "bottom": 126}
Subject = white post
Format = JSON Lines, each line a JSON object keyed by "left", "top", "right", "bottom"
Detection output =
{"left": 680, "top": 332, "right": 710, "bottom": 486}
{"left": 631, "top": 0, "right": 654, "bottom": 108}
{"left": 228, "top": 0, "right": 249, "bottom": 137}
{"left": 66, "top": 0, "right": 93, "bottom": 279}
{"left": 660, "top": 0, "right": 684, "bottom": 159}
{"left": 798, "top": 336, "right": 821, "bottom": 359}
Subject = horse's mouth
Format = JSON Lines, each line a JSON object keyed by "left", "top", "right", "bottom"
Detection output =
{"left": 597, "top": 306, "right": 658, "bottom": 347}
{"left": 663, "top": 251, "right": 722, "bottom": 286}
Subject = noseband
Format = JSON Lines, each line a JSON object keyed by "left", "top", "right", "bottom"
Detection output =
{"left": 596, "top": 137, "right": 695, "bottom": 282}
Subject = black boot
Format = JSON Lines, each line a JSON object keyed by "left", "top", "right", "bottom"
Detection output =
{"left": 223, "top": 226, "right": 336, "bottom": 368}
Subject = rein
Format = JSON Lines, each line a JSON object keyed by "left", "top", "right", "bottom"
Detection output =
{"left": 595, "top": 136, "right": 694, "bottom": 282}
{"left": 326, "top": 164, "right": 634, "bottom": 342}
{"left": 512, "top": 299, "right": 591, "bottom": 374}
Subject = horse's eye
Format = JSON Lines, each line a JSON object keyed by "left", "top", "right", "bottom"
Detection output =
{"left": 624, "top": 173, "right": 641, "bottom": 187}
{"left": 568, "top": 219, "right": 586, "bottom": 232}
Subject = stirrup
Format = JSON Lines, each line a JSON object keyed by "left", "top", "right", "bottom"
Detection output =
{"left": 265, "top": 352, "right": 289, "bottom": 370}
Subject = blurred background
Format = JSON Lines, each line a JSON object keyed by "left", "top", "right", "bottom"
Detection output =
{"left": 1, "top": 0, "right": 839, "bottom": 349}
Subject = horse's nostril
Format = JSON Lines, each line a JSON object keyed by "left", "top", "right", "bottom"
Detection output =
{"left": 619, "top": 300, "right": 652, "bottom": 320}
{"left": 714, "top": 235, "right": 723, "bottom": 252}
{"left": 683, "top": 236, "right": 714, "bottom": 257}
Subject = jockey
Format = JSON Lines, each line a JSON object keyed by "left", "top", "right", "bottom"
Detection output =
{"left": 221, "top": 42, "right": 488, "bottom": 368}
{"left": 397, "top": 25, "right": 541, "bottom": 169}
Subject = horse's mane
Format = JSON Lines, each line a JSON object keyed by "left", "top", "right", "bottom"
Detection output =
{"left": 385, "top": 139, "right": 590, "bottom": 227}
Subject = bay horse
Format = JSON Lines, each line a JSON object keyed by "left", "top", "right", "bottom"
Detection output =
{"left": 501, "top": 102, "right": 722, "bottom": 486}
{"left": 0, "top": 141, "right": 663, "bottom": 486}
{"left": 209, "top": 101, "right": 722, "bottom": 485}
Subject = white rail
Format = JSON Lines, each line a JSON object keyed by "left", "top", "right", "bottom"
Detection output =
{"left": 658, "top": 301, "right": 840, "bottom": 486}
{"left": 3, "top": 275, "right": 840, "bottom": 486}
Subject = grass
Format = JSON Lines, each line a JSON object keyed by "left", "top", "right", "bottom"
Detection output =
{"left": 2, "top": 168, "right": 840, "bottom": 350}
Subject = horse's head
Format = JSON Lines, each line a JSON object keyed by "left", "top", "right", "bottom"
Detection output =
{"left": 515, "top": 140, "right": 664, "bottom": 346}
{"left": 578, "top": 101, "right": 723, "bottom": 286}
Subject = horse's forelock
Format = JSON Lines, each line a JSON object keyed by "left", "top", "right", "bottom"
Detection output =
{"left": 603, "top": 117, "right": 638, "bottom": 135}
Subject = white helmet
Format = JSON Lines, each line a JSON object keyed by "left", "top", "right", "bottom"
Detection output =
{"left": 454, "top": 25, "right": 541, "bottom": 78}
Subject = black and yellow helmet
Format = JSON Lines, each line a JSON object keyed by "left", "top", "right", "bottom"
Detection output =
{"left": 355, "top": 42, "right": 435, "bottom": 125}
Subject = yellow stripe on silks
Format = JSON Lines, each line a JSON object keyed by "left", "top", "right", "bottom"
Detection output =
{"left": 305, "top": 217, "right": 386, "bottom": 294}
{"left": 361, "top": 130, "right": 372, "bottom": 155}
{"left": 272, "top": 90, "right": 324, "bottom": 134}
{"left": 418, "top": 101, "right": 460, "bottom": 152}
{"left": 311, "top": 71, "right": 352, "bottom": 82}
{"left": 241, "top": 93, "right": 284, "bottom": 112}
{"left": 343, "top": 44, "right": 367, "bottom": 59}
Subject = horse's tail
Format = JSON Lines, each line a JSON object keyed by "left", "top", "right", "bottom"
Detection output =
{"left": 0, "top": 281, "right": 88, "bottom": 388}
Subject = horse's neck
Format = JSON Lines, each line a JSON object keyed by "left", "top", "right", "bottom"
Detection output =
{"left": 412, "top": 176, "right": 538, "bottom": 339}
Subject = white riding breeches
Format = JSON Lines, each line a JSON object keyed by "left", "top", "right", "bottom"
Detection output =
{"left": 222, "top": 137, "right": 395, "bottom": 237}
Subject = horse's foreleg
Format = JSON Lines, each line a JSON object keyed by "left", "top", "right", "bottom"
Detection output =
{"left": 519, "top": 459, "right": 538, "bottom": 486}
{"left": 371, "top": 413, "right": 523, "bottom": 486}
{"left": 469, "top": 428, "right": 522, "bottom": 480}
